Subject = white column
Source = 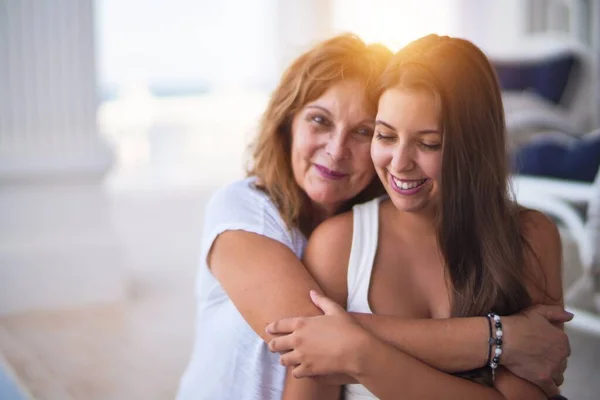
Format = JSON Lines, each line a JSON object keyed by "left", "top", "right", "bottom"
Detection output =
{"left": 0, "top": 0, "right": 114, "bottom": 178}
{"left": 274, "top": 0, "right": 334, "bottom": 79}
{"left": 0, "top": 0, "right": 128, "bottom": 315}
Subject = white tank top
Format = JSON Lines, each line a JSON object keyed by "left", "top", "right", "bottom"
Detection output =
{"left": 345, "top": 197, "right": 382, "bottom": 400}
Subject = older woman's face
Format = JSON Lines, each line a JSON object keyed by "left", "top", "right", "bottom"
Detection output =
{"left": 290, "top": 80, "right": 376, "bottom": 216}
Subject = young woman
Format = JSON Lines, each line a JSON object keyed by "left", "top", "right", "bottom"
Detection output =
{"left": 267, "top": 34, "right": 571, "bottom": 399}
{"left": 177, "top": 34, "right": 572, "bottom": 400}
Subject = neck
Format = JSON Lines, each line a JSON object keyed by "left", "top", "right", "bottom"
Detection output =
{"left": 392, "top": 204, "right": 439, "bottom": 239}
{"left": 304, "top": 201, "right": 342, "bottom": 235}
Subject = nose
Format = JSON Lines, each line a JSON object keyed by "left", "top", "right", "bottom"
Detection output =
{"left": 325, "top": 129, "right": 349, "bottom": 161}
{"left": 390, "top": 142, "right": 416, "bottom": 172}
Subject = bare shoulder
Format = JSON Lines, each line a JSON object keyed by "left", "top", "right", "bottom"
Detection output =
{"left": 308, "top": 210, "right": 355, "bottom": 258}
{"left": 518, "top": 208, "right": 563, "bottom": 305}
{"left": 519, "top": 208, "right": 562, "bottom": 264}
{"left": 520, "top": 208, "right": 560, "bottom": 238}
{"left": 303, "top": 211, "right": 355, "bottom": 307}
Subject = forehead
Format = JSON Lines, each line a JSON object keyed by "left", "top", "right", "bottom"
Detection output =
{"left": 377, "top": 88, "right": 440, "bottom": 129}
{"left": 305, "top": 79, "right": 373, "bottom": 120}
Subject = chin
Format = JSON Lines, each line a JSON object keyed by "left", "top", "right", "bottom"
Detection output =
{"left": 392, "top": 200, "right": 424, "bottom": 213}
{"left": 308, "top": 192, "right": 343, "bottom": 207}
{"left": 387, "top": 192, "right": 431, "bottom": 212}
{"left": 306, "top": 189, "right": 348, "bottom": 210}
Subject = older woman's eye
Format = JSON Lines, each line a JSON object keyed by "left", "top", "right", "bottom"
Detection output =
{"left": 355, "top": 127, "right": 374, "bottom": 137}
{"left": 311, "top": 115, "right": 330, "bottom": 126}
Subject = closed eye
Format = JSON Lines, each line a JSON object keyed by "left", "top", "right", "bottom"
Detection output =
{"left": 375, "top": 132, "right": 395, "bottom": 141}
{"left": 419, "top": 142, "right": 442, "bottom": 150}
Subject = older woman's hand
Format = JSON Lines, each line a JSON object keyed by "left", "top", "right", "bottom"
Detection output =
{"left": 266, "top": 290, "right": 372, "bottom": 380}
{"left": 502, "top": 305, "right": 573, "bottom": 397}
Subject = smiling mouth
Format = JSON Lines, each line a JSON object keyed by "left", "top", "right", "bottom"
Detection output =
{"left": 314, "top": 164, "right": 348, "bottom": 180}
{"left": 388, "top": 173, "right": 429, "bottom": 195}
{"left": 392, "top": 177, "right": 428, "bottom": 190}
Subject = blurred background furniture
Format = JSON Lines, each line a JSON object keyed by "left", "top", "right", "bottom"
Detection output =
{"left": 490, "top": 0, "right": 599, "bottom": 150}
{"left": 513, "top": 169, "right": 600, "bottom": 336}
{"left": 503, "top": 0, "right": 600, "bottom": 337}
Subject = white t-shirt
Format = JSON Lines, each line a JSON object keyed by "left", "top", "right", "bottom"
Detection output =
{"left": 177, "top": 177, "right": 307, "bottom": 400}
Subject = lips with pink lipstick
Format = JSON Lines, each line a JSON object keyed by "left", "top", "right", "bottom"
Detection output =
{"left": 389, "top": 173, "right": 429, "bottom": 195}
{"left": 313, "top": 164, "right": 348, "bottom": 180}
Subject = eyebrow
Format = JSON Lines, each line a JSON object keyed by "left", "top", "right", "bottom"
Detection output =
{"left": 307, "top": 105, "right": 375, "bottom": 126}
{"left": 375, "top": 119, "right": 440, "bottom": 135}
{"left": 375, "top": 119, "right": 395, "bottom": 131}
{"left": 305, "top": 105, "right": 332, "bottom": 115}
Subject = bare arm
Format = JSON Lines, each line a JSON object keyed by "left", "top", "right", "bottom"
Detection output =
{"left": 351, "top": 306, "right": 570, "bottom": 382}
{"left": 352, "top": 313, "right": 489, "bottom": 372}
{"left": 282, "top": 368, "right": 341, "bottom": 400}
{"left": 355, "top": 332, "right": 546, "bottom": 400}
{"left": 209, "top": 230, "right": 323, "bottom": 337}
{"left": 209, "top": 230, "right": 340, "bottom": 399}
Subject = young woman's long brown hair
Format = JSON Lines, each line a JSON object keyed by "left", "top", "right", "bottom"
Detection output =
{"left": 379, "top": 34, "right": 540, "bottom": 384}
{"left": 247, "top": 34, "right": 391, "bottom": 234}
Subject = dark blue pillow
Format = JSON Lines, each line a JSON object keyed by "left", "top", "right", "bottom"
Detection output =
{"left": 513, "top": 140, "right": 567, "bottom": 178}
{"left": 561, "top": 134, "right": 600, "bottom": 182}
{"left": 494, "top": 54, "right": 578, "bottom": 105}
{"left": 513, "top": 133, "right": 600, "bottom": 182}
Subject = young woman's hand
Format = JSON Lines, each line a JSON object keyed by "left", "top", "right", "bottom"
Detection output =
{"left": 501, "top": 304, "right": 573, "bottom": 396}
{"left": 267, "top": 290, "right": 373, "bottom": 379}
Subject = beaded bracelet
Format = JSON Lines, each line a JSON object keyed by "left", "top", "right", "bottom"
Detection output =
{"left": 487, "top": 312, "right": 503, "bottom": 381}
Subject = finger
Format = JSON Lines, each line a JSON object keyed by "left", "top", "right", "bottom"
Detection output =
{"left": 540, "top": 380, "right": 560, "bottom": 398}
{"left": 557, "top": 358, "right": 568, "bottom": 383}
{"left": 553, "top": 373, "right": 564, "bottom": 387}
{"left": 280, "top": 350, "right": 301, "bottom": 368}
{"left": 268, "top": 334, "right": 295, "bottom": 353}
{"left": 292, "top": 363, "right": 312, "bottom": 379}
{"left": 310, "top": 290, "right": 344, "bottom": 315}
{"left": 266, "top": 317, "right": 299, "bottom": 335}
{"left": 531, "top": 305, "right": 574, "bottom": 322}
{"left": 561, "top": 358, "right": 568, "bottom": 374}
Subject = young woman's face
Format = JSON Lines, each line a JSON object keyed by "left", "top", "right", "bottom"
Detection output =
{"left": 290, "top": 80, "right": 377, "bottom": 215}
{"left": 372, "top": 88, "right": 443, "bottom": 214}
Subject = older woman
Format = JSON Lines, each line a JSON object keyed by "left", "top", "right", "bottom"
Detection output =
{"left": 176, "top": 34, "right": 571, "bottom": 400}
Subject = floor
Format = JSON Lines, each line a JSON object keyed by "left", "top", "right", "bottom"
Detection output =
{"left": 0, "top": 188, "right": 207, "bottom": 400}
{"left": 0, "top": 92, "right": 598, "bottom": 399}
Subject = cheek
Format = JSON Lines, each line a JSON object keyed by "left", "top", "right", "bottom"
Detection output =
{"left": 424, "top": 155, "right": 443, "bottom": 182}
{"left": 352, "top": 142, "right": 375, "bottom": 172}
{"left": 370, "top": 143, "right": 390, "bottom": 169}
{"left": 291, "top": 126, "right": 320, "bottom": 163}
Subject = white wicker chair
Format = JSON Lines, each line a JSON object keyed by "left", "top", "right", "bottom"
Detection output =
{"left": 512, "top": 167, "right": 600, "bottom": 336}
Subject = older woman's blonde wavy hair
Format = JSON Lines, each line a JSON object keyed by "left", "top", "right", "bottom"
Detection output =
{"left": 246, "top": 33, "right": 391, "bottom": 233}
